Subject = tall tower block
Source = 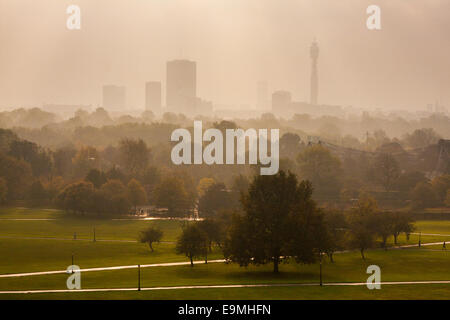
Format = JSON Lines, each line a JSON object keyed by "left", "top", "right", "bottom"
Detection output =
{"left": 310, "top": 41, "right": 319, "bottom": 105}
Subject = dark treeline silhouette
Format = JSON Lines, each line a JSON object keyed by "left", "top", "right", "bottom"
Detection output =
{"left": 0, "top": 108, "right": 448, "bottom": 216}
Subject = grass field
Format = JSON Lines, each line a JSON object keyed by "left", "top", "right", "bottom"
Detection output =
{"left": 0, "top": 207, "right": 449, "bottom": 299}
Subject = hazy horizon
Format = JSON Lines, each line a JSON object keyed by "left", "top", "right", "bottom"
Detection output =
{"left": 0, "top": 0, "right": 449, "bottom": 111}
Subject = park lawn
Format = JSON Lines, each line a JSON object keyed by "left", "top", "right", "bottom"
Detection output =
{"left": 415, "top": 220, "right": 450, "bottom": 235}
{"left": 0, "top": 207, "right": 64, "bottom": 219}
{"left": 3, "top": 283, "right": 450, "bottom": 300}
{"left": 0, "top": 218, "right": 184, "bottom": 241}
{"left": 0, "top": 247, "right": 449, "bottom": 292}
{"left": 0, "top": 238, "right": 224, "bottom": 274}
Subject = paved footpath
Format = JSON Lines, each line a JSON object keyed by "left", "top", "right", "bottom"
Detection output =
{"left": 1, "top": 280, "right": 450, "bottom": 294}
{"left": 0, "top": 260, "right": 226, "bottom": 278}
{"left": 0, "top": 240, "right": 447, "bottom": 279}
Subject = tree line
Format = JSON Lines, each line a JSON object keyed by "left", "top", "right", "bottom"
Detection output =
{"left": 141, "top": 171, "right": 415, "bottom": 273}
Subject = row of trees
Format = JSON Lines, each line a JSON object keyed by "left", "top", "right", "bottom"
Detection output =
{"left": 143, "top": 171, "right": 415, "bottom": 273}
{"left": 0, "top": 124, "right": 448, "bottom": 213}
{"left": 56, "top": 179, "right": 147, "bottom": 215}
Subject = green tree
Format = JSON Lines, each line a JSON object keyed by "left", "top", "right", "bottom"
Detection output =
{"left": 57, "top": 181, "right": 95, "bottom": 215}
{"left": 0, "top": 153, "right": 33, "bottom": 201}
{"left": 279, "top": 133, "right": 302, "bottom": 159}
{"left": 230, "top": 174, "right": 249, "bottom": 208}
{"left": 373, "top": 153, "right": 400, "bottom": 194}
{"left": 347, "top": 195, "right": 378, "bottom": 259}
{"left": 411, "top": 182, "right": 438, "bottom": 209}
{"left": 176, "top": 224, "right": 208, "bottom": 266}
{"left": 127, "top": 179, "right": 148, "bottom": 213}
{"left": 139, "top": 227, "right": 163, "bottom": 252}
{"left": 154, "top": 176, "right": 191, "bottom": 217}
{"left": 373, "top": 212, "right": 395, "bottom": 250}
{"left": 224, "top": 171, "right": 325, "bottom": 273}
{"left": 119, "top": 138, "right": 150, "bottom": 175}
{"left": 72, "top": 146, "right": 100, "bottom": 178}
{"left": 197, "top": 178, "right": 215, "bottom": 198}
{"left": 8, "top": 140, "right": 52, "bottom": 177}
{"left": 99, "top": 179, "right": 131, "bottom": 215}
{"left": 85, "top": 169, "right": 107, "bottom": 189}
{"left": 0, "top": 177, "right": 7, "bottom": 204}
{"left": 197, "top": 219, "right": 223, "bottom": 253}
{"left": 27, "top": 180, "right": 48, "bottom": 207}
{"left": 322, "top": 210, "right": 347, "bottom": 262}
{"left": 297, "top": 145, "right": 341, "bottom": 198}
{"left": 390, "top": 212, "right": 415, "bottom": 244}
{"left": 100, "top": 179, "right": 127, "bottom": 198}
{"left": 445, "top": 190, "right": 450, "bottom": 207}
{"left": 403, "top": 128, "right": 440, "bottom": 149}
{"left": 431, "top": 175, "right": 450, "bottom": 205}
{"left": 198, "top": 183, "right": 232, "bottom": 218}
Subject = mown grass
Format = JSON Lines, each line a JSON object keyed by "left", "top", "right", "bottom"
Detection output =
{"left": 3, "top": 284, "right": 450, "bottom": 300}
{"left": 0, "top": 207, "right": 450, "bottom": 299}
{"left": 0, "top": 246, "right": 448, "bottom": 291}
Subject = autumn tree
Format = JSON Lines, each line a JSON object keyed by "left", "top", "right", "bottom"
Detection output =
{"left": 347, "top": 193, "right": 378, "bottom": 259}
{"left": 224, "top": 171, "right": 326, "bottom": 273}
{"left": 154, "top": 176, "right": 191, "bottom": 217}
{"left": 57, "top": 181, "right": 95, "bottom": 215}
{"left": 119, "top": 138, "right": 150, "bottom": 176}
{"left": 0, "top": 153, "right": 33, "bottom": 201}
{"left": 139, "top": 227, "right": 163, "bottom": 252}
{"left": 127, "top": 179, "right": 148, "bottom": 213}
{"left": 373, "top": 153, "right": 400, "bottom": 194}
{"left": 321, "top": 209, "right": 347, "bottom": 262}
{"left": 27, "top": 180, "right": 48, "bottom": 207}
{"left": 411, "top": 182, "right": 438, "bottom": 209}
{"left": 198, "top": 183, "right": 232, "bottom": 218}
{"left": 445, "top": 190, "right": 450, "bottom": 207}
{"left": 431, "top": 175, "right": 450, "bottom": 205}
{"left": 197, "top": 178, "right": 215, "bottom": 198}
{"left": 0, "top": 178, "right": 7, "bottom": 204}
{"left": 72, "top": 146, "right": 100, "bottom": 178}
{"left": 85, "top": 169, "right": 107, "bottom": 189}
{"left": 297, "top": 145, "right": 342, "bottom": 198}
{"left": 176, "top": 224, "right": 208, "bottom": 266}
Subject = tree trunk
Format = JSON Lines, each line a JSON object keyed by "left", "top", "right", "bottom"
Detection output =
{"left": 394, "top": 234, "right": 398, "bottom": 245}
{"left": 273, "top": 257, "right": 279, "bottom": 273}
{"left": 205, "top": 251, "right": 208, "bottom": 264}
{"left": 149, "top": 243, "right": 153, "bottom": 252}
{"left": 360, "top": 249, "right": 365, "bottom": 260}
{"left": 328, "top": 252, "right": 334, "bottom": 263}
{"left": 190, "top": 255, "right": 194, "bottom": 267}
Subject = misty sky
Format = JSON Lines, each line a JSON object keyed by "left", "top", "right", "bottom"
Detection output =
{"left": 0, "top": 0, "right": 449, "bottom": 111}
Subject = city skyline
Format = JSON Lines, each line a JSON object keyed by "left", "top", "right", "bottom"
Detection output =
{"left": 0, "top": 0, "right": 449, "bottom": 111}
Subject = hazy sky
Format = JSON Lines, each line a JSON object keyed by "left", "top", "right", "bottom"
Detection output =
{"left": 0, "top": 0, "right": 448, "bottom": 111}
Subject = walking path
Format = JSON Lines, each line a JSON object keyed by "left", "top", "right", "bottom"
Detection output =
{"left": 0, "top": 240, "right": 447, "bottom": 279}
{"left": 0, "top": 235, "right": 138, "bottom": 243}
{"left": 0, "top": 260, "right": 226, "bottom": 278}
{"left": 411, "top": 232, "right": 450, "bottom": 237}
{"left": 1, "top": 280, "right": 450, "bottom": 294}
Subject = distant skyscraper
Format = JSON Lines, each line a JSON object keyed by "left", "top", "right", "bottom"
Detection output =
{"left": 102, "top": 85, "right": 126, "bottom": 110}
{"left": 145, "top": 81, "right": 161, "bottom": 113}
{"left": 256, "top": 81, "right": 269, "bottom": 110}
{"left": 166, "top": 60, "right": 197, "bottom": 112}
{"left": 310, "top": 40, "right": 319, "bottom": 105}
{"left": 272, "top": 90, "right": 292, "bottom": 111}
